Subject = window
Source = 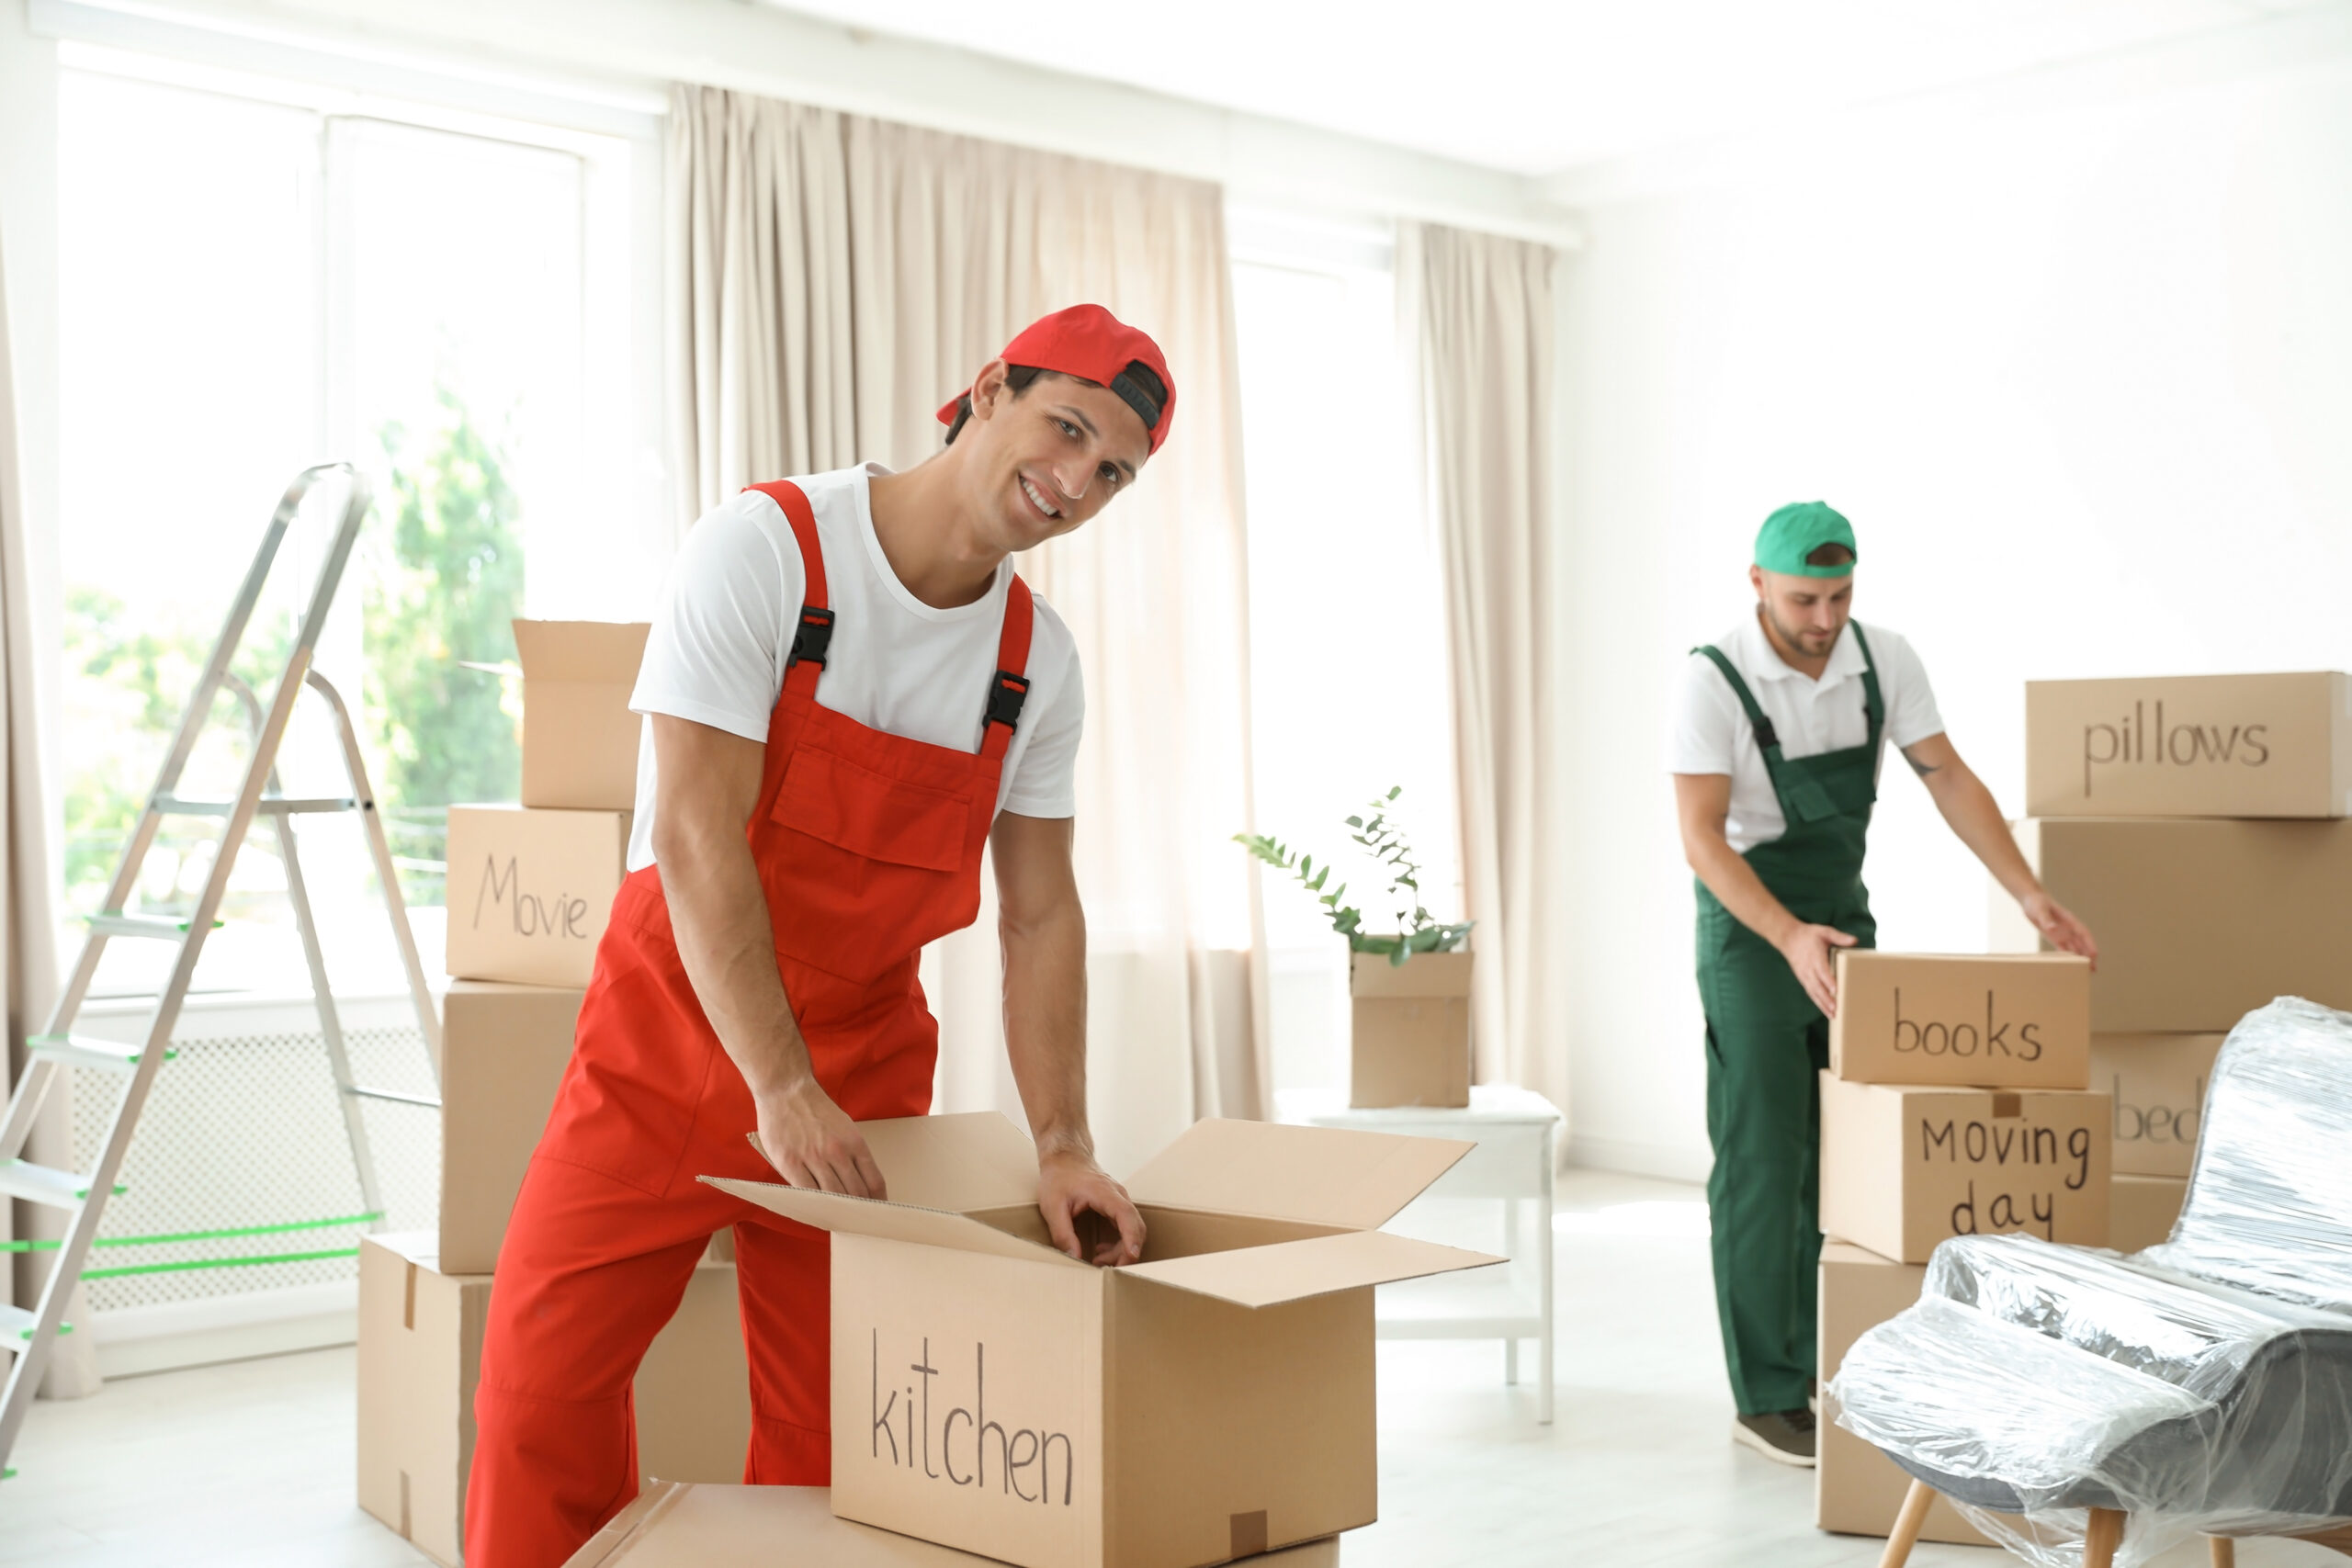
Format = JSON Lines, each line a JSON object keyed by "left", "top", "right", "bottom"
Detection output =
{"left": 56, "top": 50, "right": 655, "bottom": 998}
{"left": 1229, "top": 209, "right": 1465, "bottom": 1095}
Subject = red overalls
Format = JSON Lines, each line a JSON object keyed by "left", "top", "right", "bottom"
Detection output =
{"left": 466, "top": 480, "right": 1035, "bottom": 1568}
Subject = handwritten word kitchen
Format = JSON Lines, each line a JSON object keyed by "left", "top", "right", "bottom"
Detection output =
{"left": 868, "top": 1333, "right": 1075, "bottom": 1506}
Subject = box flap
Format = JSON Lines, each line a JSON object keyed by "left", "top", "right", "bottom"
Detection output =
{"left": 513, "top": 619, "right": 651, "bottom": 683}
{"left": 850, "top": 1111, "right": 1040, "bottom": 1213}
{"left": 1120, "top": 1228, "right": 1499, "bottom": 1308}
{"left": 699, "top": 1177, "right": 1084, "bottom": 1271}
{"left": 1125, "top": 1118, "right": 1473, "bottom": 1229}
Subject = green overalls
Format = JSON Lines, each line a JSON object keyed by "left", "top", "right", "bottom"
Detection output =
{"left": 1691, "top": 625, "right": 1883, "bottom": 1416}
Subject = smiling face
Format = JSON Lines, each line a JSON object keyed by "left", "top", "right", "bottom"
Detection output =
{"left": 956, "top": 360, "right": 1152, "bottom": 552}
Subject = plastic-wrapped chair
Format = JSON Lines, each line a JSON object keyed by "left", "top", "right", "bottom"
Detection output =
{"left": 1828, "top": 998, "right": 2352, "bottom": 1568}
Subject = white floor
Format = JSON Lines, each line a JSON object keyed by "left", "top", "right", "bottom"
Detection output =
{"left": 1, "top": 1172, "right": 2337, "bottom": 1567}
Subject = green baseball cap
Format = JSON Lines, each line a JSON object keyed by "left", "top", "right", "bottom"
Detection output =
{"left": 1754, "top": 501, "right": 1857, "bottom": 577}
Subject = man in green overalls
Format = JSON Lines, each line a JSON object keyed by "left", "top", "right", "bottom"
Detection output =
{"left": 1668, "top": 502, "right": 2098, "bottom": 1465}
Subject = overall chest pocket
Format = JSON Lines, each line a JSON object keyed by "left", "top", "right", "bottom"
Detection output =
{"left": 763, "top": 737, "right": 983, "bottom": 981}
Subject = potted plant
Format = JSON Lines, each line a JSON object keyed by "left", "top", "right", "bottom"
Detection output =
{"left": 1237, "top": 788, "right": 1475, "bottom": 1107}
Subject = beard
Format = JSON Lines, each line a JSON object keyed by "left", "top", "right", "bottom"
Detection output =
{"left": 1765, "top": 603, "right": 1840, "bottom": 656}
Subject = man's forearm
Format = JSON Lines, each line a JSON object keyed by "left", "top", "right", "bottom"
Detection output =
{"left": 1924, "top": 763, "right": 2040, "bottom": 904}
{"left": 660, "top": 828, "right": 815, "bottom": 1100}
{"left": 1687, "top": 831, "right": 1802, "bottom": 950}
{"left": 1000, "top": 898, "right": 1091, "bottom": 1159}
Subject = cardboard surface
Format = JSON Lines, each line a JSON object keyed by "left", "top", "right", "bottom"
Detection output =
{"left": 1817, "top": 1074, "right": 2111, "bottom": 1264}
{"left": 564, "top": 1483, "right": 1343, "bottom": 1567}
{"left": 2024, "top": 671, "right": 2352, "bottom": 818}
{"left": 2110, "top": 1174, "right": 2189, "bottom": 1253}
{"left": 1815, "top": 1242, "right": 1992, "bottom": 1547}
{"left": 1829, "top": 953, "right": 2090, "bottom": 1089}
{"left": 515, "top": 619, "right": 651, "bottom": 812}
{"left": 1988, "top": 817, "right": 2352, "bottom": 1032}
{"left": 439, "top": 981, "right": 583, "bottom": 1274}
{"left": 360, "top": 1235, "right": 751, "bottom": 1564}
{"left": 703, "top": 1111, "right": 1495, "bottom": 1568}
{"left": 445, "top": 806, "right": 630, "bottom": 987}
{"left": 1348, "top": 952, "right": 1471, "bottom": 1109}
{"left": 1124, "top": 1117, "right": 1474, "bottom": 1232}
{"left": 2089, "top": 1033, "right": 2224, "bottom": 1179}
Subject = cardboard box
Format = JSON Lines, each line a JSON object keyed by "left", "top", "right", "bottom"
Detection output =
{"left": 1829, "top": 952, "right": 2090, "bottom": 1089}
{"left": 516, "top": 619, "right": 651, "bottom": 812}
{"left": 1349, "top": 951, "right": 1471, "bottom": 1109}
{"left": 1988, "top": 817, "right": 2352, "bottom": 1032}
{"left": 2109, "top": 1174, "right": 2189, "bottom": 1253}
{"left": 705, "top": 1112, "right": 1497, "bottom": 1568}
{"left": 1816, "top": 1242, "right": 1991, "bottom": 1547}
{"left": 2089, "top": 1033, "right": 2224, "bottom": 1179}
{"left": 566, "top": 1483, "right": 1342, "bottom": 1567}
{"left": 1818, "top": 1074, "right": 2110, "bottom": 1264}
{"left": 445, "top": 806, "right": 630, "bottom": 987}
{"left": 2025, "top": 672, "right": 2352, "bottom": 818}
{"left": 359, "top": 1234, "right": 751, "bottom": 1565}
{"left": 440, "top": 981, "right": 584, "bottom": 1274}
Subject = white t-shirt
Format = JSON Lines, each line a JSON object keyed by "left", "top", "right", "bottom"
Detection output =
{"left": 626, "top": 464, "right": 1083, "bottom": 872}
{"left": 1666, "top": 614, "right": 1944, "bottom": 853}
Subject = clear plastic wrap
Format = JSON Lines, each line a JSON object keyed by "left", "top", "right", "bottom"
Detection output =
{"left": 1828, "top": 997, "right": 2352, "bottom": 1567}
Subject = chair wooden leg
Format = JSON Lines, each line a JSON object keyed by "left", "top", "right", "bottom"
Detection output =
{"left": 2086, "top": 1507, "right": 2126, "bottom": 1568}
{"left": 2208, "top": 1537, "right": 2236, "bottom": 1567}
{"left": 1878, "top": 1479, "right": 1936, "bottom": 1568}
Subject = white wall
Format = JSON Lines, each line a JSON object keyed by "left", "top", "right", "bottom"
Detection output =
{"left": 1552, "top": 43, "right": 2352, "bottom": 1180}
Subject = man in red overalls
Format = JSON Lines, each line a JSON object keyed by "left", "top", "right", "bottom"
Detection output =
{"left": 466, "top": 305, "right": 1171, "bottom": 1567}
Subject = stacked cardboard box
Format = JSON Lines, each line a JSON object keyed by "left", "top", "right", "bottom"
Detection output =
{"left": 363, "top": 622, "right": 753, "bottom": 1563}
{"left": 1995, "top": 672, "right": 2352, "bottom": 1247}
{"left": 1815, "top": 950, "right": 2101, "bottom": 1543}
{"left": 446, "top": 622, "right": 647, "bottom": 989}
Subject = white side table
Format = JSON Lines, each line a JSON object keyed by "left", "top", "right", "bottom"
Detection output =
{"left": 1274, "top": 1083, "right": 1563, "bottom": 1424}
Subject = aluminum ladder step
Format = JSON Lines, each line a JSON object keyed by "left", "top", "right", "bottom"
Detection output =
{"left": 28, "top": 1035, "right": 175, "bottom": 1073}
{"left": 155, "top": 793, "right": 358, "bottom": 817}
{"left": 0, "top": 1161, "right": 122, "bottom": 1209}
{"left": 85, "top": 914, "right": 202, "bottom": 941}
{"left": 0, "top": 1306, "right": 73, "bottom": 1354}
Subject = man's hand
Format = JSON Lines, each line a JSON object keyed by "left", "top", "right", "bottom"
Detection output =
{"left": 1779, "top": 921, "right": 1858, "bottom": 1017}
{"left": 1037, "top": 1149, "right": 1145, "bottom": 1267}
{"left": 2020, "top": 890, "right": 2098, "bottom": 968}
{"left": 752, "top": 1077, "right": 888, "bottom": 1199}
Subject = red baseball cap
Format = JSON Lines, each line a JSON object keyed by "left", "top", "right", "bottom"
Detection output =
{"left": 936, "top": 304, "right": 1176, "bottom": 457}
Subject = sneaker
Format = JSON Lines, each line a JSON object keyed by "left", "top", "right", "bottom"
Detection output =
{"left": 1733, "top": 1408, "right": 1817, "bottom": 1467}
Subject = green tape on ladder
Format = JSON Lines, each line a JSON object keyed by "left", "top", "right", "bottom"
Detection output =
{"left": 81, "top": 1246, "right": 359, "bottom": 1280}
{"left": 0, "top": 1210, "right": 382, "bottom": 1253}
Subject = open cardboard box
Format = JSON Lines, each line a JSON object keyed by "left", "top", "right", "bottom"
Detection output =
{"left": 703, "top": 1113, "right": 1498, "bottom": 1568}
{"left": 514, "top": 619, "right": 652, "bottom": 811}
{"left": 569, "top": 1482, "right": 1341, "bottom": 1567}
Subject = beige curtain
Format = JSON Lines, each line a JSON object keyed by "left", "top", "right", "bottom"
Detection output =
{"left": 667, "top": 88, "right": 1264, "bottom": 1172}
{"left": 1402, "top": 222, "right": 1566, "bottom": 1109}
{"left": 1, "top": 227, "right": 93, "bottom": 1396}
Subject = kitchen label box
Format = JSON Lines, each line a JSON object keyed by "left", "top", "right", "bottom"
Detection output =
{"left": 706, "top": 1113, "right": 1498, "bottom": 1568}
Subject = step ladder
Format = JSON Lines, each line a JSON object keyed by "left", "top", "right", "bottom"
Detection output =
{"left": 0, "top": 463, "right": 442, "bottom": 1476}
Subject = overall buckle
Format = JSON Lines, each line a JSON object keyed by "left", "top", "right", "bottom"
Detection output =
{"left": 789, "top": 607, "right": 835, "bottom": 669}
{"left": 986, "top": 671, "right": 1031, "bottom": 731}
